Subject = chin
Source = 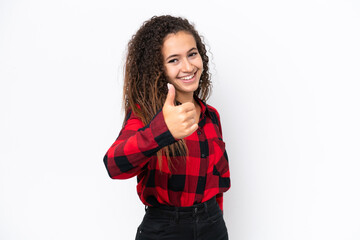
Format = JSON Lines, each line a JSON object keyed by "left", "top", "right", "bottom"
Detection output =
{"left": 176, "top": 82, "right": 199, "bottom": 92}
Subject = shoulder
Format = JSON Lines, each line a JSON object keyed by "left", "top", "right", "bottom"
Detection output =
{"left": 205, "top": 103, "right": 223, "bottom": 138}
{"left": 125, "top": 104, "right": 142, "bottom": 119}
{"left": 207, "top": 104, "right": 219, "bottom": 114}
{"left": 124, "top": 107, "right": 145, "bottom": 128}
{"left": 206, "top": 104, "right": 222, "bottom": 123}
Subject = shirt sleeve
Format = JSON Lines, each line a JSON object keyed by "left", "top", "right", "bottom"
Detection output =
{"left": 213, "top": 108, "right": 223, "bottom": 137}
{"left": 213, "top": 108, "right": 230, "bottom": 211}
{"left": 103, "top": 108, "right": 177, "bottom": 179}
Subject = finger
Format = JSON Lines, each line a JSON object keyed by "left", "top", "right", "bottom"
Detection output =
{"left": 164, "top": 83, "right": 176, "bottom": 107}
{"left": 180, "top": 102, "right": 196, "bottom": 112}
{"left": 183, "top": 117, "right": 196, "bottom": 127}
{"left": 189, "top": 123, "right": 199, "bottom": 133}
{"left": 184, "top": 109, "right": 197, "bottom": 120}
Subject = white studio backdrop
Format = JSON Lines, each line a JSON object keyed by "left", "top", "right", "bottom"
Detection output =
{"left": 1, "top": 0, "right": 360, "bottom": 239}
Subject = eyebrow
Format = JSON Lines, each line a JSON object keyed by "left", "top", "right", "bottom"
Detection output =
{"left": 165, "top": 47, "right": 198, "bottom": 61}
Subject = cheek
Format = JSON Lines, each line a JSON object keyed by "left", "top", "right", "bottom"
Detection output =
{"left": 197, "top": 61, "right": 204, "bottom": 73}
{"left": 196, "top": 57, "right": 204, "bottom": 70}
{"left": 197, "top": 61, "right": 204, "bottom": 77}
{"left": 163, "top": 65, "right": 170, "bottom": 77}
{"left": 164, "top": 66, "right": 177, "bottom": 81}
{"left": 167, "top": 67, "right": 179, "bottom": 78}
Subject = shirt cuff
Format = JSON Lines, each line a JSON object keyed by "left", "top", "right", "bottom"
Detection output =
{"left": 149, "top": 108, "right": 178, "bottom": 148}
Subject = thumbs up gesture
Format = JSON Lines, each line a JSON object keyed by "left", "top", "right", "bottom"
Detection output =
{"left": 163, "top": 83, "right": 198, "bottom": 139}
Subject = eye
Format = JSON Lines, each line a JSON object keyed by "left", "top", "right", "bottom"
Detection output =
{"left": 189, "top": 52, "right": 198, "bottom": 57}
{"left": 168, "top": 58, "right": 178, "bottom": 63}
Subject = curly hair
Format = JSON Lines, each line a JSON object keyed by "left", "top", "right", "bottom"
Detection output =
{"left": 122, "top": 15, "right": 212, "bottom": 171}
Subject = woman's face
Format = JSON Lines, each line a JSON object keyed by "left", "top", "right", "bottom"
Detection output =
{"left": 162, "top": 31, "right": 203, "bottom": 100}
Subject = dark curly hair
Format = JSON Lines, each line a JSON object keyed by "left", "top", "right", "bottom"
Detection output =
{"left": 122, "top": 15, "right": 212, "bottom": 171}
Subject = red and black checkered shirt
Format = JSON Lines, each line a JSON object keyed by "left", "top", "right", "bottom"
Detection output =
{"left": 103, "top": 96, "right": 230, "bottom": 211}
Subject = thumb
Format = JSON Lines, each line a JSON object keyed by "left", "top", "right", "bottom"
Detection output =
{"left": 164, "top": 83, "right": 176, "bottom": 107}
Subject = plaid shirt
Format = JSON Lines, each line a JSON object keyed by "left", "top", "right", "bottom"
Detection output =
{"left": 103, "top": 96, "right": 230, "bottom": 211}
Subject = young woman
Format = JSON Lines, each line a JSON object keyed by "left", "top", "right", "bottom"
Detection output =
{"left": 103, "top": 15, "right": 231, "bottom": 240}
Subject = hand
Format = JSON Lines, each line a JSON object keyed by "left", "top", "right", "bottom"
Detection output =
{"left": 162, "top": 83, "right": 198, "bottom": 139}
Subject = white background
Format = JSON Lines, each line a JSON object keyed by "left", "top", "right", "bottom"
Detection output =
{"left": 1, "top": 0, "right": 360, "bottom": 239}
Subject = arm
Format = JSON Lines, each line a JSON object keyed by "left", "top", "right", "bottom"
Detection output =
{"left": 214, "top": 108, "right": 224, "bottom": 212}
{"left": 213, "top": 108, "right": 230, "bottom": 213}
{"left": 104, "top": 84, "right": 197, "bottom": 179}
{"left": 103, "top": 108, "right": 177, "bottom": 179}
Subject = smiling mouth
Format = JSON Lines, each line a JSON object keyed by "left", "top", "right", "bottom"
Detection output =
{"left": 180, "top": 74, "right": 194, "bottom": 80}
{"left": 178, "top": 71, "right": 197, "bottom": 81}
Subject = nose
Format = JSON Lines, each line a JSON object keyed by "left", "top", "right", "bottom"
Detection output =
{"left": 181, "top": 58, "right": 193, "bottom": 72}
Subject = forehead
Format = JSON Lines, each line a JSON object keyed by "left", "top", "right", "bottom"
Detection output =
{"left": 162, "top": 31, "right": 197, "bottom": 55}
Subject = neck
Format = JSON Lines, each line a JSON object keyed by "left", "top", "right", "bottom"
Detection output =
{"left": 176, "top": 92, "right": 195, "bottom": 104}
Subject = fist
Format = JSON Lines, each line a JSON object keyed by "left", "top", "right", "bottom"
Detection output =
{"left": 162, "top": 83, "right": 198, "bottom": 139}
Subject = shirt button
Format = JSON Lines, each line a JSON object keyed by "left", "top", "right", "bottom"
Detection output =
{"left": 201, "top": 153, "right": 205, "bottom": 158}
{"left": 197, "top": 131, "right": 201, "bottom": 135}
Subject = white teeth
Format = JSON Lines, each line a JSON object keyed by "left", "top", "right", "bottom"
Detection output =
{"left": 180, "top": 74, "right": 194, "bottom": 80}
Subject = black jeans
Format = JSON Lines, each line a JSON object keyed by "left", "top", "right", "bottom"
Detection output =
{"left": 135, "top": 197, "right": 228, "bottom": 240}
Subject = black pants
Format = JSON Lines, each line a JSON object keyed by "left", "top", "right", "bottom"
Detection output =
{"left": 135, "top": 197, "right": 228, "bottom": 240}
